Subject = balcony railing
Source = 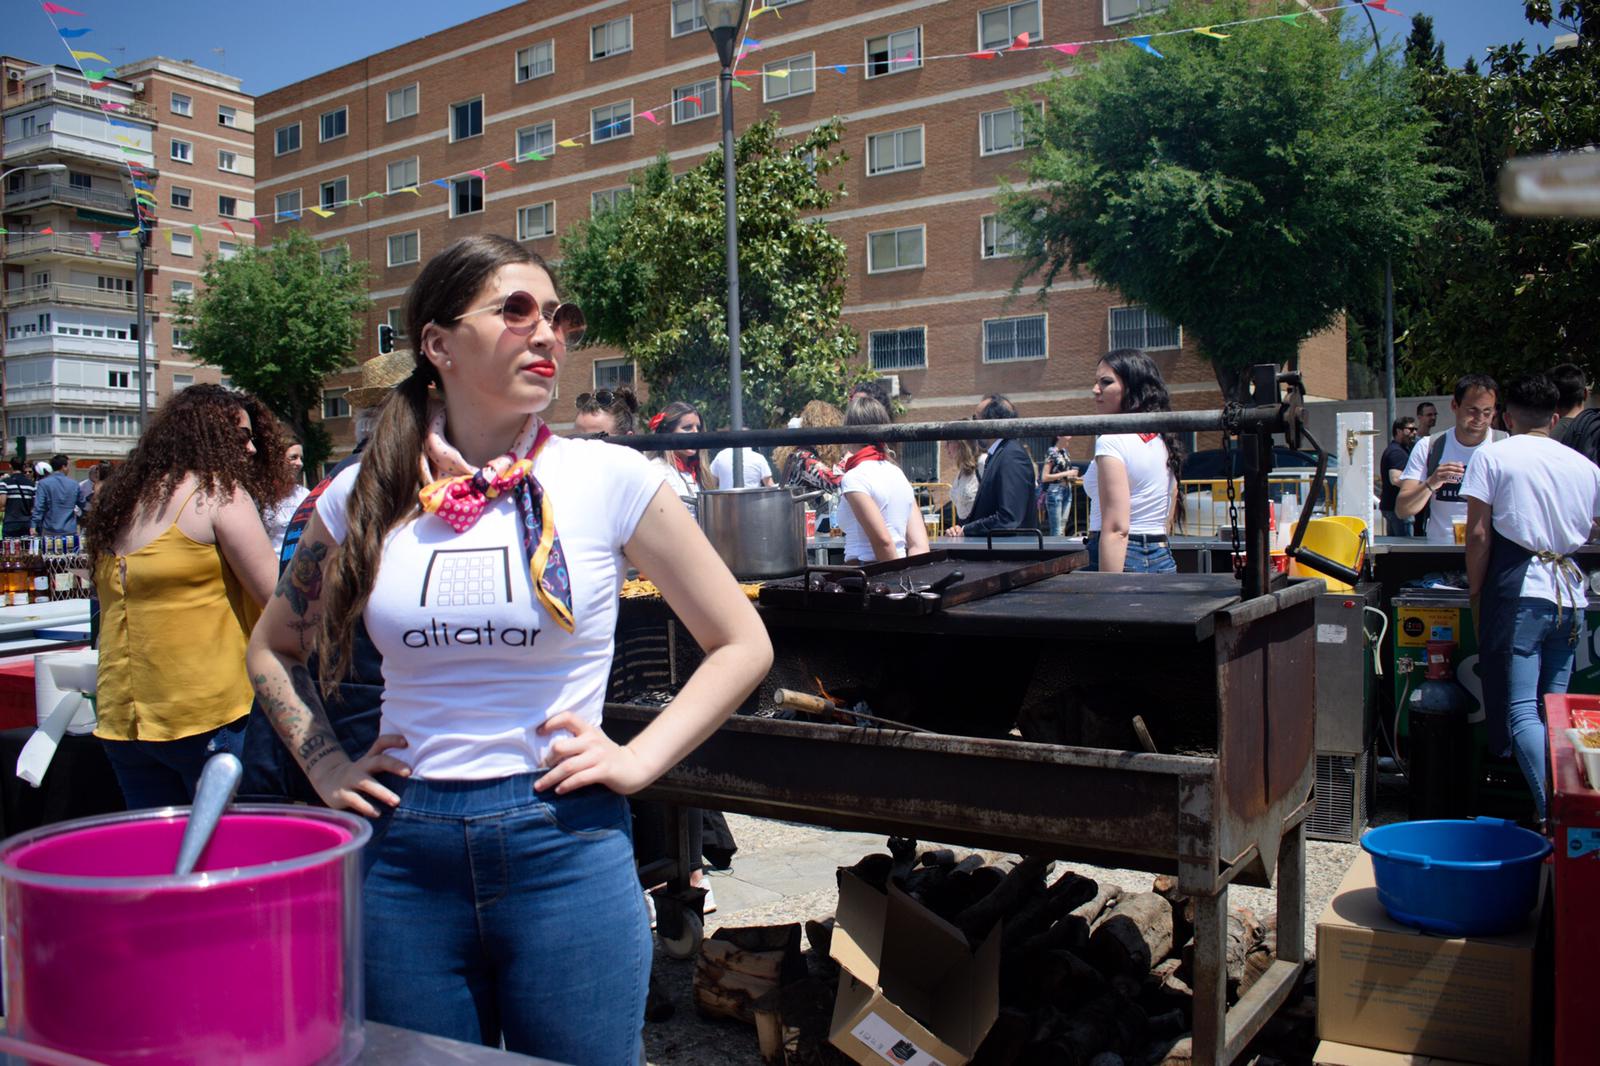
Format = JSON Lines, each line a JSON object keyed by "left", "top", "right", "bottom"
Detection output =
{"left": 2, "top": 181, "right": 138, "bottom": 216}
{"left": 3, "top": 384, "right": 144, "bottom": 410}
{"left": 2, "top": 85, "right": 155, "bottom": 122}
{"left": 2, "top": 334, "right": 142, "bottom": 360}
{"left": 1, "top": 283, "right": 136, "bottom": 312}
{"left": 0, "top": 434, "right": 137, "bottom": 459}
{"left": 3, "top": 233, "right": 136, "bottom": 263}
{"left": 2, "top": 132, "right": 155, "bottom": 171}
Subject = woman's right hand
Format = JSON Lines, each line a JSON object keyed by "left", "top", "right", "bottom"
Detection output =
{"left": 306, "top": 734, "right": 411, "bottom": 817}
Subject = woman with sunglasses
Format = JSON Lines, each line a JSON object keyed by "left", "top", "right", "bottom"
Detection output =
{"left": 646, "top": 401, "right": 715, "bottom": 514}
{"left": 574, "top": 385, "right": 639, "bottom": 436}
{"left": 247, "top": 235, "right": 772, "bottom": 1062}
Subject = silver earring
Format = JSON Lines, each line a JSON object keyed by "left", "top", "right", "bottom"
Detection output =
{"left": 444, "top": 359, "right": 454, "bottom": 370}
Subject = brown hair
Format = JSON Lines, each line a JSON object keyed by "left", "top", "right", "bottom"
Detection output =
{"left": 314, "top": 234, "right": 548, "bottom": 689}
{"left": 844, "top": 394, "right": 896, "bottom": 462}
{"left": 943, "top": 433, "right": 981, "bottom": 479}
{"left": 82, "top": 384, "right": 291, "bottom": 566}
{"left": 646, "top": 400, "right": 716, "bottom": 489}
{"left": 773, "top": 399, "right": 845, "bottom": 474}
{"left": 576, "top": 384, "right": 639, "bottom": 435}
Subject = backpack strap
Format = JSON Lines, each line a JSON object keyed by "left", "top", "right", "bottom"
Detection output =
{"left": 1425, "top": 432, "right": 1448, "bottom": 479}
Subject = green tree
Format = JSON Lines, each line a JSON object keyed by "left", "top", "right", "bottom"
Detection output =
{"left": 560, "top": 117, "right": 862, "bottom": 428}
{"left": 177, "top": 230, "right": 371, "bottom": 476}
{"left": 1001, "top": 0, "right": 1448, "bottom": 398}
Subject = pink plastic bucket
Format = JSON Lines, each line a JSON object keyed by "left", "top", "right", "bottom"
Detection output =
{"left": 0, "top": 805, "right": 369, "bottom": 1065}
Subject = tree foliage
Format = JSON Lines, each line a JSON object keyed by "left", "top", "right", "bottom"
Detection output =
{"left": 177, "top": 230, "right": 371, "bottom": 476}
{"left": 560, "top": 117, "right": 862, "bottom": 428}
{"left": 1001, "top": 0, "right": 1448, "bottom": 398}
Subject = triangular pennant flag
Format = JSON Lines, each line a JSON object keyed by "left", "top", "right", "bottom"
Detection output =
{"left": 108, "top": 118, "right": 138, "bottom": 129}
{"left": 896, "top": 51, "right": 917, "bottom": 64}
{"left": 1278, "top": 13, "right": 1303, "bottom": 25}
{"left": 430, "top": 178, "right": 451, "bottom": 188}
{"left": 558, "top": 139, "right": 582, "bottom": 148}
{"left": 164, "top": 229, "right": 172, "bottom": 247}
{"left": 1052, "top": 43, "right": 1082, "bottom": 56}
{"left": 1129, "top": 35, "right": 1165, "bottom": 58}
{"left": 118, "top": 146, "right": 143, "bottom": 154}
{"left": 493, "top": 160, "right": 514, "bottom": 172}
{"left": 90, "top": 232, "right": 102, "bottom": 251}
{"left": 639, "top": 110, "right": 660, "bottom": 124}
{"left": 734, "top": 69, "right": 759, "bottom": 77}
{"left": 744, "top": 38, "right": 762, "bottom": 49}
{"left": 42, "top": 2, "right": 86, "bottom": 13}
{"left": 1012, "top": 31, "right": 1030, "bottom": 49}
{"left": 1365, "top": 0, "right": 1404, "bottom": 15}
{"left": 967, "top": 51, "right": 1001, "bottom": 60}
{"left": 307, "top": 206, "right": 333, "bottom": 218}
{"left": 99, "top": 101, "right": 126, "bottom": 111}
{"left": 750, "top": 5, "right": 780, "bottom": 19}
{"left": 114, "top": 135, "right": 139, "bottom": 145}
{"left": 834, "top": 65, "right": 849, "bottom": 74}
{"left": 403, "top": 184, "right": 424, "bottom": 194}
{"left": 763, "top": 69, "right": 789, "bottom": 78}
{"left": 732, "top": 78, "right": 751, "bottom": 91}
{"left": 40, "top": 226, "right": 54, "bottom": 236}
{"left": 360, "top": 191, "right": 383, "bottom": 201}
{"left": 59, "top": 27, "right": 91, "bottom": 38}
{"left": 88, "top": 81, "right": 109, "bottom": 89}
{"left": 1194, "top": 26, "right": 1231, "bottom": 40}
{"left": 69, "top": 50, "right": 109, "bottom": 62}
{"left": 520, "top": 151, "right": 546, "bottom": 162}
{"left": 0, "top": 228, "right": 7, "bottom": 236}
{"left": 222, "top": 222, "right": 237, "bottom": 237}
{"left": 81, "top": 69, "right": 105, "bottom": 80}
{"left": 250, "top": 217, "right": 263, "bottom": 233}
{"left": 682, "top": 95, "right": 702, "bottom": 105}
{"left": 192, "top": 224, "right": 204, "bottom": 241}
{"left": 468, "top": 168, "right": 486, "bottom": 179}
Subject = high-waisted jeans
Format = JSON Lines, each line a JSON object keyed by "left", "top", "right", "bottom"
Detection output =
{"left": 362, "top": 773, "right": 651, "bottom": 1064}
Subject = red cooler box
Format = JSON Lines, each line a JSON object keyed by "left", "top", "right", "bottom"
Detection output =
{"left": 1547, "top": 693, "right": 1600, "bottom": 1066}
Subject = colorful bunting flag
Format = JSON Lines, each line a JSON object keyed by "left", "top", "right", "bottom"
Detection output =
{"left": 164, "top": 229, "right": 172, "bottom": 247}
{"left": 108, "top": 118, "right": 138, "bottom": 129}
{"left": 58, "top": 27, "right": 91, "bottom": 38}
{"left": 81, "top": 69, "right": 105, "bottom": 80}
{"left": 1194, "top": 26, "right": 1231, "bottom": 40}
{"left": 732, "top": 79, "right": 751, "bottom": 91}
{"left": 307, "top": 206, "right": 333, "bottom": 218}
{"left": 1278, "top": 13, "right": 1303, "bottom": 25}
{"left": 88, "top": 81, "right": 108, "bottom": 89}
{"left": 896, "top": 51, "right": 917, "bottom": 64}
{"left": 558, "top": 139, "right": 582, "bottom": 148}
{"left": 430, "top": 178, "right": 451, "bottom": 188}
{"left": 1052, "top": 43, "right": 1082, "bottom": 56}
{"left": 520, "top": 152, "right": 546, "bottom": 162}
{"left": 1012, "top": 31, "right": 1030, "bottom": 49}
{"left": 402, "top": 185, "right": 424, "bottom": 193}
{"left": 764, "top": 69, "right": 789, "bottom": 78}
{"left": 493, "top": 160, "right": 514, "bottom": 172}
{"left": 222, "top": 222, "right": 237, "bottom": 237}
{"left": 250, "top": 217, "right": 263, "bottom": 234}
{"left": 1365, "top": 0, "right": 1403, "bottom": 14}
{"left": 90, "top": 231, "right": 101, "bottom": 251}
{"left": 1129, "top": 35, "right": 1165, "bottom": 58}
{"left": 360, "top": 191, "right": 383, "bottom": 200}
{"left": 639, "top": 110, "right": 660, "bottom": 124}
{"left": 749, "top": 5, "right": 780, "bottom": 20}
{"left": 99, "top": 101, "right": 125, "bottom": 111}
{"left": 744, "top": 38, "right": 763, "bottom": 50}
{"left": 191, "top": 224, "right": 203, "bottom": 241}
{"left": 833, "top": 65, "right": 849, "bottom": 74}
{"left": 42, "top": 2, "right": 86, "bottom": 13}
{"left": 69, "top": 50, "right": 108, "bottom": 62}
{"left": 468, "top": 168, "right": 486, "bottom": 179}
{"left": 682, "top": 95, "right": 702, "bottom": 105}
{"left": 967, "top": 51, "right": 1001, "bottom": 60}
{"left": 40, "top": 226, "right": 54, "bottom": 236}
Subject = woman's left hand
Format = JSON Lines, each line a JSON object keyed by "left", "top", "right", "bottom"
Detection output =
{"left": 535, "top": 712, "right": 655, "bottom": 796}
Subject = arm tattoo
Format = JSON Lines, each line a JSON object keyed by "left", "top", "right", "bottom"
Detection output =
{"left": 252, "top": 662, "right": 343, "bottom": 776}
{"left": 275, "top": 541, "right": 327, "bottom": 616}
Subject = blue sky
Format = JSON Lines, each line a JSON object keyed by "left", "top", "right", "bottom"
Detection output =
{"left": 4, "top": 1, "right": 1567, "bottom": 96}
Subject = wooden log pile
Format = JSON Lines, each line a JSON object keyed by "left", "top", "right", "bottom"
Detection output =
{"left": 691, "top": 840, "right": 1307, "bottom": 1066}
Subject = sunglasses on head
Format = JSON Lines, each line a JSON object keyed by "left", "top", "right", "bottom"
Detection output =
{"left": 455, "top": 291, "right": 586, "bottom": 344}
{"left": 576, "top": 389, "right": 619, "bottom": 409}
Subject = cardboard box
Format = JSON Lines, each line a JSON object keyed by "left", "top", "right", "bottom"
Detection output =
{"left": 1314, "top": 1039, "right": 1481, "bottom": 1065}
{"left": 828, "top": 871, "right": 1000, "bottom": 1066}
{"left": 1315, "top": 852, "right": 1538, "bottom": 1066}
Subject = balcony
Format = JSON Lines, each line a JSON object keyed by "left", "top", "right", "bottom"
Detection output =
{"left": 0, "top": 433, "right": 136, "bottom": 459}
{"left": 2, "top": 85, "right": 155, "bottom": 122}
{"left": 3, "top": 181, "right": 138, "bottom": 217}
{"left": 1, "top": 283, "right": 136, "bottom": 312}
{"left": 3, "top": 233, "right": 137, "bottom": 265}
{"left": 3, "top": 132, "right": 155, "bottom": 172}
{"left": 4, "top": 383, "right": 144, "bottom": 410}
{"left": 2, "top": 334, "right": 142, "bottom": 361}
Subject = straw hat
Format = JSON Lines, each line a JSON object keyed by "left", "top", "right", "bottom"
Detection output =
{"left": 345, "top": 348, "right": 416, "bottom": 408}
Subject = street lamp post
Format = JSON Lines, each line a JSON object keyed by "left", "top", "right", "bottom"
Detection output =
{"left": 1361, "top": 4, "right": 1398, "bottom": 437}
{"left": 705, "top": 0, "right": 748, "bottom": 488}
{"left": 0, "top": 164, "right": 69, "bottom": 459}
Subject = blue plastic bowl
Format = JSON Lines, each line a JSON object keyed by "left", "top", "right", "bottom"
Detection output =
{"left": 1360, "top": 817, "right": 1551, "bottom": 936}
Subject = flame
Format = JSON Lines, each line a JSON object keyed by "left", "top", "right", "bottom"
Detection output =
{"left": 814, "top": 676, "right": 843, "bottom": 708}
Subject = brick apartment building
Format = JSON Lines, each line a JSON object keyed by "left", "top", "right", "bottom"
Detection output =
{"left": 0, "top": 56, "right": 251, "bottom": 465}
{"left": 256, "top": 0, "right": 1345, "bottom": 477}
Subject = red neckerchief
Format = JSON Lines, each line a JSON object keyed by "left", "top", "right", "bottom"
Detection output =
{"left": 672, "top": 454, "right": 700, "bottom": 480}
{"left": 842, "top": 445, "right": 886, "bottom": 473}
{"left": 1138, "top": 433, "right": 1159, "bottom": 443}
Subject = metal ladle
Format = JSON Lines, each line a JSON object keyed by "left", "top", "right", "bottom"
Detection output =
{"left": 173, "top": 752, "right": 243, "bottom": 876}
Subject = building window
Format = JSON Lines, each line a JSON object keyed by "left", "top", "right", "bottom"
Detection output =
{"left": 68, "top": 171, "right": 92, "bottom": 190}
{"left": 451, "top": 97, "right": 484, "bottom": 142}
{"left": 170, "top": 138, "right": 193, "bottom": 163}
{"left": 517, "top": 202, "right": 555, "bottom": 240}
{"left": 274, "top": 189, "right": 302, "bottom": 221}
{"left": 108, "top": 369, "right": 132, "bottom": 389}
{"left": 868, "top": 327, "right": 927, "bottom": 370}
{"left": 319, "top": 106, "right": 348, "bottom": 142}
{"left": 170, "top": 92, "right": 192, "bottom": 117}
{"left": 671, "top": 0, "right": 706, "bottom": 36}
{"left": 217, "top": 149, "right": 239, "bottom": 172}
{"left": 980, "top": 104, "right": 1039, "bottom": 155}
{"left": 1108, "top": 305, "right": 1181, "bottom": 350}
{"left": 591, "top": 101, "right": 633, "bottom": 142}
{"left": 593, "top": 357, "right": 636, "bottom": 390}
{"left": 323, "top": 388, "right": 351, "bottom": 420}
{"left": 385, "top": 307, "right": 408, "bottom": 340}
{"left": 320, "top": 178, "right": 348, "bottom": 209}
{"left": 173, "top": 374, "right": 194, "bottom": 391}
{"left": 320, "top": 246, "right": 348, "bottom": 269}
{"left": 981, "top": 214, "right": 1024, "bottom": 258}
{"left": 866, "top": 226, "right": 925, "bottom": 273}
{"left": 170, "top": 185, "right": 193, "bottom": 210}
{"left": 979, "top": 0, "right": 1041, "bottom": 50}
{"left": 172, "top": 327, "right": 192, "bottom": 348}
{"left": 867, "top": 126, "right": 924, "bottom": 176}
{"left": 983, "top": 314, "right": 1047, "bottom": 362}
{"left": 108, "top": 414, "right": 141, "bottom": 437}
{"left": 218, "top": 241, "right": 239, "bottom": 261}
{"left": 865, "top": 28, "right": 922, "bottom": 78}
{"left": 7, "top": 416, "right": 53, "bottom": 439}
{"left": 274, "top": 123, "right": 301, "bottom": 155}
{"left": 218, "top": 104, "right": 238, "bottom": 128}
{"left": 517, "top": 121, "right": 555, "bottom": 159}
{"left": 516, "top": 41, "right": 554, "bottom": 81}
{"left": 171, "top": 280, "right": 195, "bottom": 299}
{"left": 386, "top": 157, "right": 419, "bottom": 192}
{"left": 591, "top": 187, "right": 630, "bottom": 214}
{"left": 1104, "top": 0, "right": 1169, "bottom": 25}
{"left": 172, "top": 233, "right": 194, "bottom": 258}
{"left": 672, "top": 79, "right": 717, "bottom": 124}
{"left": 386, "top": 83, "right": 419, "bottom": 121}
{"left": 451, "top": 177, "right": 484, "bottom": 218}
{"left": 901, "top": 440, "right": 939, "bottom": 483}
{"left": 763, "top": 54, "right": 815, "bottom": 101}
{"left": 591, "top": 16, "right": 632, "bottom": 59}
{"left": 387, "top": 231, "right": 420, "bottom": 267}
{"left": 218, "top": 195, "right": 237, "bottom": 218}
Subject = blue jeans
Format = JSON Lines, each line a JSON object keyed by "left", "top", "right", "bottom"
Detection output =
{"left": 1086, "top": 536, "right": 1177, "bottom": 574}
{"left": 99, "top": 715, "right": 248, "bottom": 809}
{"left": 1480, "top": 599, "right": 1581, "bottom": 821}
{"left": 1381, "top": 509, "right": 1411, "bottom": 537}
{"left": 363, "top": 773, "right": 651, "bottom": 1064}
{"left": 1045, "top": 485, "right": 1071, "bottom": 537}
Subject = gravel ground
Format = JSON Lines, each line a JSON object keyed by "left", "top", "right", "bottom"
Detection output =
{"left": 643, "top": 789, "right": 1390, "bottom": 1066}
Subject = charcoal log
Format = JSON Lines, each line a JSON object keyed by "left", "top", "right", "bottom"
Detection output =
{"left": 1003, "top": 870, "right": 1099, "bottom": 952}
{"left": 839, "top": 853, "right": 893, "bottom": 892}
{"left": 1151, "top": 875, "right": 1194, "bottom": 949}
{"left": 919, "top": 847, "right": 957, "bottom": 867}
{"left": 1053, "top": 991, "right": 1148, "bottom": 1064}
{"left": 955, "top": 855, "right": 1051, "bottom": 943}
{"left": 888, "top": 837, "right": 919, "bottom": 883}
{"left": 804, "top": 917, "right": 834, "bottom": 960}
{"left": 1087, "top": 892, "right": 1174, "bottom": 977}
{"left": 972, "top": 1007, "right": 1033, "bottom": 1066}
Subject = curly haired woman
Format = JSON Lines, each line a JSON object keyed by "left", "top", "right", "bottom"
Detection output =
{"left": 82, "top": 384, "right": 291, "bottom": 808}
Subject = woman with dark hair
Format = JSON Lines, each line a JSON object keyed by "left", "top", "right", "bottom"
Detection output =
{"left": 83, "top": 384, "right": 291, "bottom": 808}
{"left": 838, "top": 394, "right": 928, "bottom": 564}
{"left": 646, "top": 400, "right": 715, "bottom": 512}
{"left": 574, "top": 385, "right": 639, "bottom": 436}
{"left": 1084, "top": 349, "right": 1184, "bottom": 574}
{"left": 246, "top": 234, "right": 771, "bottom": 1062}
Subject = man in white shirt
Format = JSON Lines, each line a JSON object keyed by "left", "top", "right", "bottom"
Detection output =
{"left": 1463, "top": 373, "right": 1600, "bottom": 823}
{"left": 1396, "top": 374, "right": 1500, "bottom": 543}
{"left": 708, "top": 447, "right": 774, "bottom": 489}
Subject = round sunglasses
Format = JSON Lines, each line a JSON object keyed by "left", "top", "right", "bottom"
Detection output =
{"left": 455, "top": 290, "right": 586, "bottom": 345}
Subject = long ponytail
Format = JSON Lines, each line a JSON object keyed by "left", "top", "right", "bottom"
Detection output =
{"left": 1100, "top": 348, "right": 1186, "bottom": 532}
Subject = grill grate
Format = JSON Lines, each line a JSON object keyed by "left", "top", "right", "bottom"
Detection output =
{"left": 1309, "top": 749, "right": 1372, "bottom": 843}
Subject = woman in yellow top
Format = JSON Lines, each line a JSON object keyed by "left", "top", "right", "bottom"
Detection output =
{"left": 82, "top": 384, "right": 290, "bottom": 808}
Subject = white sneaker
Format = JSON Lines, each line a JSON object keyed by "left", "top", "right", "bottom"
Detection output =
{"left": 644, "top": 891, "right": 657, "bottom": 929}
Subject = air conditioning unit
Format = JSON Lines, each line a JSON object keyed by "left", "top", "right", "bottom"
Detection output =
{"left": 132, "top": 81, "right": 145, "bottom": 93}
{"left": 6, "top": 71, "right": 23, "bottom": 83}
{"left": 880, "top": 374, "right": 901, "bottom": 397}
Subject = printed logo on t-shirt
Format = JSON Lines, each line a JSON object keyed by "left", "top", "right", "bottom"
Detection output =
{"left": 403, "top": 547, "right": 541, "bottom": 649}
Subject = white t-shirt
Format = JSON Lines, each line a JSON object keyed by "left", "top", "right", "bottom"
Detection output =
{"left": 838, "top": 459, "right": 917, "bottom": 562}
{"left": 1402, "top": 429, "right": 1493, "bottom": 543}
{"left": 317, "top": 434, "right": 666, "bottom": 779}
{"left": 709, "top": 448, "right": 773, "bottom": 489}
{"left": 1460, "top": 433, "right": 1600, "bottom": 606}
{"left": 1085, "top": 433, "right": 1172, "bottom": 535}
{"left": 652, "top": 457, "right": 700, "bottom": 510}
{"left": 264, "top": 485, "right": 310, "bottom": 555}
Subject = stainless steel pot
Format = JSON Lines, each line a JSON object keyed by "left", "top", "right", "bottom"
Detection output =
{"left": 697, "top": 487, "right": 822, "bottom": 580}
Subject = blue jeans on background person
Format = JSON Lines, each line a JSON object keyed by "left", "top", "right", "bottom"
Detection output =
{"left": 1085, "top": 535, "right": 1177, "bottom": 574}
{"left": 1381, "top": 509, "right": 1412, "bottom": 537}
{"left": 1045, "top": 485, "right": 1071, "bottom": 537}
{"left": 363, "top": 772, "right": 651, "bottom": 1064}
{"left": 1480, "top": 599, "right": 1580, "bottom": 822}
{"left": 99, "top": 715, "right": 248, "bottom": 809}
